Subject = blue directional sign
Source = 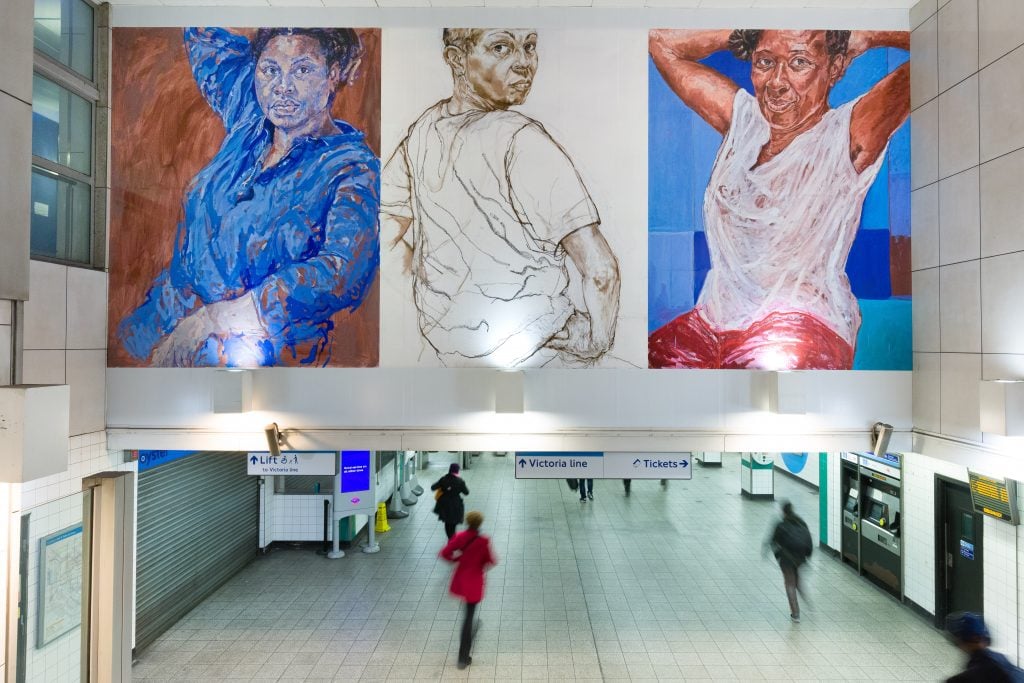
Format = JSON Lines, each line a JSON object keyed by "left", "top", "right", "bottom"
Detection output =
{"left": 137, "top": 450, "right": 197, "bottom": 472}
{"left": 514, "top": 452, "right": 603, "bottom": 479}
{"left": 601, "top": 452, "right": 693, "bottom": 480}
{"left": 246, "top": 452, "right": 335, "bottom": 476}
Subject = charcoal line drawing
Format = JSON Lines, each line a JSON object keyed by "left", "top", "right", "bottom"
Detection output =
{"left": 382, "top": 28, "right": 620, "bottom": 368}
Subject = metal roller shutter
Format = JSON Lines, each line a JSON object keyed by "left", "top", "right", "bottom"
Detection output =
{"left": 135, "top": 451, "right": 257, "bottom": 652}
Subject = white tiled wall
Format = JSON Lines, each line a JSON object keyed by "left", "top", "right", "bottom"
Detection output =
{"left": 20, "top": 493, "right": 87, "bottom": 683}
{"left": 0, "top": 300, "right": 11, "bottom": 386}
{"left": 18, "top": 433, "right": 125, "bottom": 511}
{"left": 21, "top": 261, "right": 107, "bottom": 437}
{"left": 901, "top": 452, "right": 966, "bottom": 614}
{"left": 912, "top": 0, "right": 1024, "bottom": 438}
{"left": 912, "top": 0, "right": 1024, "bottom": 661}
{"left": 983, "top": 515, "right": 1018, "bottom": 657}
{"left": 271, "top": 494, "right": 334, "bottom": 543}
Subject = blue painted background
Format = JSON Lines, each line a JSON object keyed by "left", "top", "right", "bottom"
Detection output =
{"left": 648, "top": 45, "right": 911, "bottom": 370}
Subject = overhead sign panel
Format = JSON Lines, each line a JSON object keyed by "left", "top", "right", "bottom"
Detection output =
{"left": 604, "top": 452, "right": 691, "bottom": 479}
{"left": 514, "top": 452, "right": 691, "bottom": 480}
{"left": 514, "top": 452, "right": 602, "bottom": 479}
{"left": 247, "top": 452, "right": 336, "bottom": 476}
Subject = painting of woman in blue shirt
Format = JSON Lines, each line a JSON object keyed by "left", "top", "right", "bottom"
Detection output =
{"left": 118, "top": 27, "right": 380, "bottom": 367}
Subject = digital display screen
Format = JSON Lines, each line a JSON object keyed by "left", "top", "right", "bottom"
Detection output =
{"left": 968, "top": 472, "right": 1018, "bottom": 524}
{"left": 868, "top": 500, "right": 886, "bottom": 522}
{"left": 340, "top": 450, "right": 371, "bottom": 493}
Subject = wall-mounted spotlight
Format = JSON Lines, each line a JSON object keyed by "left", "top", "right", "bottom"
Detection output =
{"left": 980, "top": 380, "right": 1024, "bottom": 436}
{"left": 871, "top": 421, "right": 893, "bottom": 458}
{"left": 264, "top": 422, "right": 284, "bottom": 458}
{"left": 494, "top": 370, "right": 524, "bottom": 414}
{"left": 752, "top": 371, "right": 805, "bottom": 414}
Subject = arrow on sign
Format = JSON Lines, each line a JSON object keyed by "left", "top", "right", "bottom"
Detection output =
{"left": 518, "top": 458, "right": 527, "bottom": 467}
{"left": 250, "top": 455, "right": 258, "bottom": 465}
{"left": 633, "top": 458, "right": 641, "bottom": 467}
{"left": 680, "top": 460, "right": 689, "bottom": 467}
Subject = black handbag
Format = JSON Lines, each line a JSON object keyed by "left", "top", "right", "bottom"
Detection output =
{"left": 566, "top": 479, "right": 579, "bottom": 491}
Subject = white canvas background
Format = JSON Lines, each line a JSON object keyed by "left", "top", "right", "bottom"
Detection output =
{"left": 380, "top": 27, "right": 647, "bottom": 369}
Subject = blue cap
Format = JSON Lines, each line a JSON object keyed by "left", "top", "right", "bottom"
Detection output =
{"left": 946, "top": 612, "right": 990, "bottom": 642}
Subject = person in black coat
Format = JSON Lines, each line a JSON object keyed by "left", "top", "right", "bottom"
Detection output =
{"left": 432, "top": 463, "right": 469, "bottom": 539}
{"left": 765, "top": 501, "right": 812, "bottom": 622}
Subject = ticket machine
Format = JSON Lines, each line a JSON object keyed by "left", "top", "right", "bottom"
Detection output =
{"left": 858, "top": 452, "right": 903, "bottom": 596}
{"left": 837, "top": 452, "right": 903, "bottom": 598}
{"left": 840, "top": 453, "right": 860, "bottom": 567}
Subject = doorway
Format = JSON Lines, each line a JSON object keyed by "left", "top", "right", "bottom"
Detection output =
{"left": 935, "top": 476, "right": 983, "bottom": 626}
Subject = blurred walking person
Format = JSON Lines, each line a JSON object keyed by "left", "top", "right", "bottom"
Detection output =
{"left": 765, "top": 500, "right": 813, "bottom": 622}
{"left": 945, "top": 612, "right": 1024, "bottom": 682}
{"left": 432, "top": 463, "right": 469, "bottom": 539}
{"left": 623, "top": 478, "right": 668, "bottom": 495}
{"left": 440, "top": 511, "right": 497, "bottom": 669}
{"left": 578, "top": 478, "right": 594, "bottom": 502}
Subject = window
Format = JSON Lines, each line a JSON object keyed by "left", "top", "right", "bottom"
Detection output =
{"left": 33, "top": 0, "right": 94, "bottom": 80}
{"left": 31, "top": 0, "right": 100, "bottom": 266}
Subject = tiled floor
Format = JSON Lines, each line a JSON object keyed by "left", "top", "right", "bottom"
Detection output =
{"left": 133, "top": 453, "right": 963, "bottom": 681}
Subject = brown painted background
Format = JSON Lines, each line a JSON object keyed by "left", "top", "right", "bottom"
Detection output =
{"left": 108, "top": 27, "right": 381, "bottom": 368}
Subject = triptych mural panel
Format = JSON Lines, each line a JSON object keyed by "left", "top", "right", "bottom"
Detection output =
{"left": 107, "top": 26, "right": 910, "bottom": 371}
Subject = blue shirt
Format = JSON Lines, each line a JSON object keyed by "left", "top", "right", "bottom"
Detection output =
{"left": 119, "top": 27, "right": 380, "bottom": 366}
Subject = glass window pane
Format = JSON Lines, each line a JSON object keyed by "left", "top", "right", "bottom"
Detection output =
{"left": 32, "top": 75, "right": 92, "bottom": 176}
{"left": 962, "top": 512, "right": 974, "bottom": 542}
{"left": 33, "top": 0, "right": 94, "bottom": 80}
{"left": 31, "top": 167, "right": 91, "bottom": 264}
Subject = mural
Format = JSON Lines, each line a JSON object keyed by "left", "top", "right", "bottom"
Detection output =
{"left": 381, "top": 29, "right": 643, "bottom": 369}
{"left": 108, "top": 28, "right": 382, "bottom": 368}
{"left": 648, "top": 29, "right": 911, "bottom": 370}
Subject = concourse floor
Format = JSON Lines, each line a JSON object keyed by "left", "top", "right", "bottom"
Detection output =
{"left": 132, "top": 453, "right": 962, "bottom": 681}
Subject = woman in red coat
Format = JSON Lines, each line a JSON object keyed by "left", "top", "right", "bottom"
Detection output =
{"left": 439, "top": 510, "right": 497, "bottom": 668}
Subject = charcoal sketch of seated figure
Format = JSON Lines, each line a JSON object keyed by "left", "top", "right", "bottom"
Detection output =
{"left": 381, "top": 28, "right": 620, "bottom": 368}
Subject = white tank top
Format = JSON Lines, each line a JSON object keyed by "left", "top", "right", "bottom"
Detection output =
{"left": 697, "top": 89, "right": 886, "bottom": 347}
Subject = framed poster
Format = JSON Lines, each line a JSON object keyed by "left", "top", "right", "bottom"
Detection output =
{"left": 37, "top": 524, "right": 83, "bottom": 647}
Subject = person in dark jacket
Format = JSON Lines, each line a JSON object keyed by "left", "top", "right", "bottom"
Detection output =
{"left": 431, "top": 463, "right": 469, "bottom": 539}
{"left": 440, "top": 510, "right": 497, "bottom": 669}
{"left": 946, "top": 612, "right": 1024, "bottom": 682}
{"left": 765, "top": 500, "right": 812, "bottom": 622}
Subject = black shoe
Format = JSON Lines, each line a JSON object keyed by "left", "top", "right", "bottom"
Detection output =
{"left": 580, "top": 497, "right": 587, "bottom": 503}
{"left": 457, "top": 657, "right": 472, "bottom": 669}
{"left": 588, "top": 492, "right": 594, "bottom": 500}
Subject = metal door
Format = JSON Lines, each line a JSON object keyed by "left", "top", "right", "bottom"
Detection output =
{"left": 135, "top": 451, "right": 257, "bottom": 652}
{"left": 938, "top": 478, "right": 983, "bottom": 620}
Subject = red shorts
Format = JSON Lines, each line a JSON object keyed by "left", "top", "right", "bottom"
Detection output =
{"left": 648, "top": 308, "right": 854, "bottom": 370}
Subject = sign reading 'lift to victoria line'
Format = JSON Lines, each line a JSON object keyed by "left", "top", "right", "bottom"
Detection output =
{"left": 514, "top": 452, "right": 691, "bottom": 480}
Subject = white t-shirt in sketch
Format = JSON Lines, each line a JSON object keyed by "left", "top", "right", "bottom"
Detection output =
{"left": 383, "top": 100, "right": 600, "bottom": 367}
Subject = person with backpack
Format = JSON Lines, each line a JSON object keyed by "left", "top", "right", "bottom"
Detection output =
{"left": 766, "top": 500, "right": 813, "bottom": 622}
{"left": 431, "top": 463, "right": 469, "bottom": 540}
{"left": 440, "top": 510, "right": 497, "bottom": 669}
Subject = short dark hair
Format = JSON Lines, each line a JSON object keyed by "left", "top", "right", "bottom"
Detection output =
{"left": 728, "top": 29, "right": 850, "bottom": 62}
{"left": 442, "top": 28, "right": 486, "bottom": 53}
{"left": 252, "top": 28, "right": 362, "bottom": 75}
